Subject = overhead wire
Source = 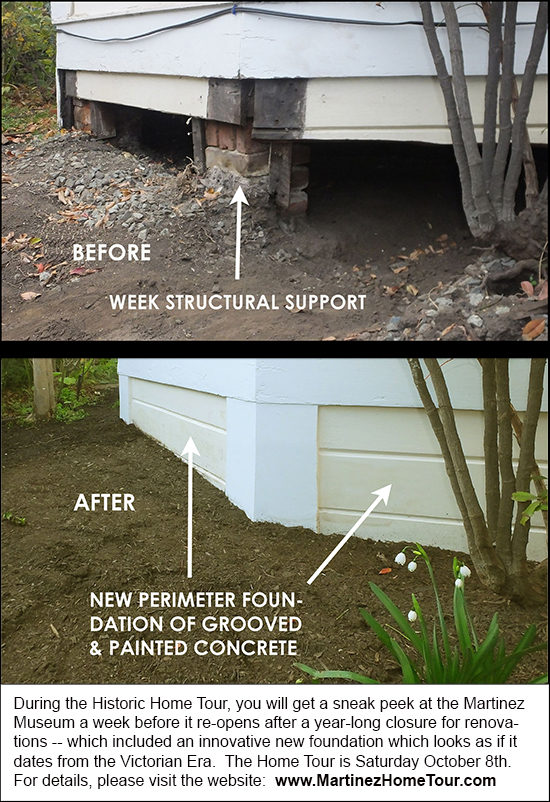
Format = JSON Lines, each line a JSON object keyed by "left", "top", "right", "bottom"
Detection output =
{"left": 53, "top": 3, "right": 537, "bottom": 43}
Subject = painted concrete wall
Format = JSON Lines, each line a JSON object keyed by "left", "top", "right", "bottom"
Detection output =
{"left": 118, "top": 359, "right": 548, "bottom": 560}
{"left": 317, "top": 405, "right": 548, "bottom": 560}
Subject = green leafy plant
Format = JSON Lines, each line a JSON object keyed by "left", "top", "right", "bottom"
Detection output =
{"left": 512, "top": 479, "right": 548, "bottom": 526}
{"left": 2, "top": 2, "right": 55, "bottom": 98}
{"left": 2, "top": 511, "right": 26, "bottom": 526}
{"left": 295, "top": 543, "right": 547, "bottom": 685}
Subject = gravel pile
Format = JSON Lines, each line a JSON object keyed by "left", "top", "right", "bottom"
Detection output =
{"left": 372, "top": 253, "right": 547, "bottom": 341}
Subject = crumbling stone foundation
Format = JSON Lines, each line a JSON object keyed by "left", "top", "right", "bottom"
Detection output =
{"left": 202, "top": 120, "right": 310, "bottom": 214}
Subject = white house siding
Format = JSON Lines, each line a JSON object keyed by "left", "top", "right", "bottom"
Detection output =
{"left": 318, "top": 406, "right": 548, "bottom": 561}
{"left": 118, "top": 359, "right": 548, "bottom": 561}
{"left": 52, "top": 2, "right": 548, "bottom": 145}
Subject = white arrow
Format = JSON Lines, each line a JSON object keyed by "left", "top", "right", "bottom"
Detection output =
{"left": 230, "top": 186, "right": 249, "bottom": 280}
{"left": 181, "top": 436, "right": 200, "bottom": 578}
{"left": 307, "top": 485, "right": 392, "bottom": 585}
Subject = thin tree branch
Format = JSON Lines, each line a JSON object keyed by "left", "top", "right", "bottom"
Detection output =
{"left": 407, "top": 358, "right": 475, "bottom": 545}
{"left": 495, "top": 359, "right": 515, "bottom": 566}
{"left": 482, "top": 2, "right": 504, "bottom": 185}
{"left": 502, "top": 2, "right": 548, "bottom": 221}
{"left": 441, "top": 2, "right": 495, "bottom": 235}
{"left": 511, "top": 358, "right": 547, "bottom": 559}
{"left": 481, "top": 359, "right": 500, "bottom": 541}
{"left": 490, "top": 1, "right": 518, "bottom": 212}
{"left": 419, "top": 2, "right": 477, "bottom": 225}
{"left": 510, "top": 404, "right": 547, "bottom": 536}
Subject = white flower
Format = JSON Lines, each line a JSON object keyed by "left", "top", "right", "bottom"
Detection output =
{"left": 455, "top": 578, "right": 464, "bottom": 588}
{"left": 408, "top": 610, "right": 418, "bottom": 622}
{"left": 395, "top": 552, "right": 406, "bottom": 565}
{"left": 459, "top": 565, "right": 471, "bottom": 578}
{"left": 407, "top": 561, "right": 417, "bottom": 573}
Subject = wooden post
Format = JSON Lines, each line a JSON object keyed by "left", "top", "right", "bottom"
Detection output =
{"left": 191, "top": 118, "right": 206, "bottom": 173}
{"left": 33, "top": 359, "right": 56, "bottom": 420}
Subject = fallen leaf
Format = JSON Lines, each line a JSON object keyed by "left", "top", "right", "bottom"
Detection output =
{"left": 69, "top": 267, "right": 101, "bottom": 276}
{"left": 322, "top": 336, "right": 337, "bottom": 341}
{"left": 522, "top": 318, "right": 546, "bottom": 340}
{"left": 384, "top": 285, "right": 402, "bottom": 296}
{"left": 378, "top": 568, "right": 392, "bottom": 575}
{"left": 441, "top": 323, "right": 456, "bottom": 337}
{"left": 391, "top": 265, "right": 408, "bottom": 274}
{"left": 435, "top": 233, "right": 449, "bottom": 243}
{"left": 50, "top": 623, "right": 60, "bottom": 638}
{"left": 521, "top": 280, "right": 535, "bottom": 296}
{"left": 370, "top": 273, "right": 377, "bottom": 279}
{"left": 406, "top": 284, "right": 419, "bottom": 296}
{"left": 409, "top": 249, "right": 424, "bottom": 260}
{"left": 36, "top": 262, "right": 46, "bottom": 273}
{"left": 21, "top": 291, "right": 41, "bottom": 301}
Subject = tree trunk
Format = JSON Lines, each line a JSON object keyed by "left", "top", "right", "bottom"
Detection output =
{"left": 408, "top": 358, "right": 546, "bottom": 606}
{"left": 421, "top": 1, "right": 548, "bottom": 259}
{"left": 33, "top": 359, "right": 56, "bottom": 420}
{"left": 493, "top": 186, "right": 548, "bottom": 259}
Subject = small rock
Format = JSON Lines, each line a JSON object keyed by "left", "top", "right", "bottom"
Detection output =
{"left": 211, "top": 283, "right": 221, "bottom": 293}
{"left": 417, "top": 322, "right": 433, "bottom": 336}
{"left": 137, "top": 229, "right": 148, "bottom": 240}
{"left": 467, "top": 314, "right": 484, "bottom": 328}
{"left": 494, "top": 306, "right": 511, "bottom": 315}
{"left": 435, "top": 297, "right": 453, "bottom": 309}
{"left": 132, "top": 212, "right": 144, "bottom": 221}
{"left": 386, "top": 316, "right": 401, "bottom": 332}
{"left": 160, "top": 228, "right": 169, "bottom": 237}
{"left": 468, "top": 292, "right": 485, "bottom": 307}
{"left": 39, "top": 271, "right": 52, "bottom": 285}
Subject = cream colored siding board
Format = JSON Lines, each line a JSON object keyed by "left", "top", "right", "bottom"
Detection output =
{"left": 318, "top": 405, "right": 547, "bottom": 561}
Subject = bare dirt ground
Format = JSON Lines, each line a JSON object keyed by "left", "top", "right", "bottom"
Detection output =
{"left": 2, "top": 388, "right": 547, "bottom": 685}
{"left": 3, "top": 131, "right": 545, "bottom": 341}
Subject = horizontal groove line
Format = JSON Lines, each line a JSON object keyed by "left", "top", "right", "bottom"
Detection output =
{"left": 132, "top": 398, "right": 226, "bottom": 435}
{"left": 192, "top": 464, "right": 226, "bottom": 489}
{"left": 319, "top": 508, "right": 463, "bottom": 526}
{"left": 318, "top": 448, "right": 485, "bottom": 465}
{"left": 318, "top": 508, "right": 546, "bottom": 533}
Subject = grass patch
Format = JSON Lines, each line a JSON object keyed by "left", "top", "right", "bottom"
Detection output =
{"left": 2, "top": 86, "right": 57, "bottom": 136}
